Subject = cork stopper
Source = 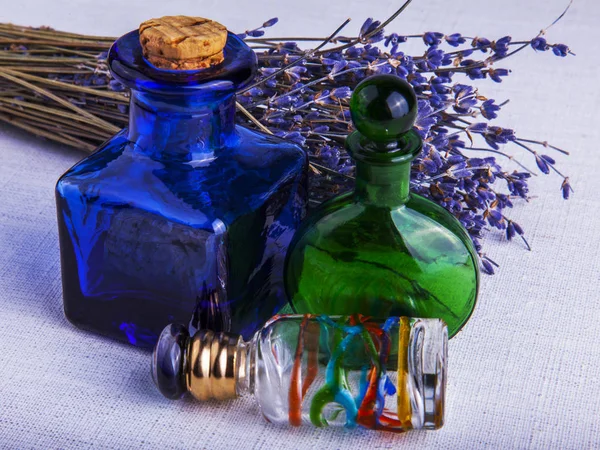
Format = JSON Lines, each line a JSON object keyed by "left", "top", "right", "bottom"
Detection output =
{"left": 139, "top": 16, "right": 227, "bottom": 70}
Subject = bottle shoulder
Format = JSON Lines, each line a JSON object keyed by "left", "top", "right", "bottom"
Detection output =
{"left": 235, "top": 125, "right": 308, "bottom": 166}
{"left": 57, "top": 126, "right": 306, "bottom": 182}
{"left": 404, "top": 193, "right": 476, "bottom": 251}
{"left": 290, "top": 192, "right": 476, "bottom": 257}
{"left": 56, "top": 129, "right": 129, "bottom": 187}
{"left": 56, "top": 128, "right": 307, "bottom": 229}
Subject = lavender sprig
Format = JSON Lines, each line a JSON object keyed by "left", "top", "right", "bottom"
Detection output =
{"left": 236, "top": 5, "right": 573, "bottom": 274}
{"left": 0, "top": 4, "right": 573, "bottom": 274}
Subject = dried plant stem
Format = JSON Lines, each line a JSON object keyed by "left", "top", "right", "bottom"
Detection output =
{"left": 3, "top": 69, "right": 126, "bottom": 101}
{"left": 0, "top": 68, "right": 120, "bottom": 132}
{"left": 0, "top": 112, "right": 96, "bottom": 151}
{"left": 0, "top": 8, "right": 573, "bottom": 269}
{"left": 235, "top": 101, "right": 272, "bottom": 134}
{"left": 0, "top": 66, "right": 92, "bottom": 73}
{"left": 0, "top": 23, "right": 115, "bottom": 41}
{"left": 240, "top": 17, "right": 352, "bottom": 94}
{"left": 0, "top": 96, "right": 112, "bottom": 131}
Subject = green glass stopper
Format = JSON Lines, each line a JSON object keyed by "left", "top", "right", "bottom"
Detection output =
{"left": 350, "top": 74, "right": 418, "bottom": 143}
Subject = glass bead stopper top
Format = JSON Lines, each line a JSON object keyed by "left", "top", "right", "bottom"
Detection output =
{"left": 346, "top": 74, "right": 422, "bottom": 163}
{"left": 350, "top": 74, "right": 418, "bottom": 143}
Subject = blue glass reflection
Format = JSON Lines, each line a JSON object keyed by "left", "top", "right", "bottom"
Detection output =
{"left": 56, "top": 30, "right": 308, "bottom": 347}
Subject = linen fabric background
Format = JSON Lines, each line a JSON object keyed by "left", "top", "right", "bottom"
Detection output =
{"left": 1, "top": 0, "right": 599, "bottom": 448}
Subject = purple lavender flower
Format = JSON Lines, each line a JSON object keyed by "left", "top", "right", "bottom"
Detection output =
{"left": 231, "top": 10, "right": 573, "bottom": 273}
{"left": 423, "top": 32, "right": 444, "bottom": 46}
{"left": 331, "top": 86, "right": 352, "bottom": 99}
{"left": 415, "top": 100, "right": 437, "bottom": 138}
{"left": 466, "top": 67, "right": 485, "bottom": 80}
{"left": 445, "top": 33, "right": 466, "bottom": 47}
{"left": 472, "top": 37, "right": 491, "bottom": 52}
{"left": 385, "top": 33, "right": 399, "bottom": 47}
{"left": 263, "top": 18, "right": 279, "bottom": 27}
{"left": 531, "top": 36, "right": 548, "bottom": 51}
{"left": 489, "top": 68, "right": 509, "bottom": 83}
{"left": 481, "top": 99, "right": 500, "bottom": 119}
{"left": 506, "top": 221, "right": 516, "bottom": 240}
{"left": 469, "top": 122, "right": 488, "bottom": 133}
{"left": 492, "top": 36, "right": 512, "bottom": 57}
{"left": 360, "top": 18, "right": 374, "bottom": 37}
{"left": 534, "top": 153, "right": 550, "bottom": 174}
{"left": 561, "top": 178, "right": 572, "bottom": 199}
{"left": 359, "top": 18, "right": 384, "bottom": 43}
{"left": 481, "top": 258, "right": 496, "bottom": 275}
{"left": 552, "top": 43, "right": 570, "bottom": 57}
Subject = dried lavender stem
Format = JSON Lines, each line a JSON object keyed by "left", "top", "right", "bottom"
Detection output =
{"left": 235, "top": 101, "right": 273, "bottom": 134}
{"left": 0, "top": 93, "right": 114, "bottom": 131}
{"left": 240, "top": 17, "right": 352, "bottom": 94}
{"left": 3, "top": 69, "right": 126, "bottom": 101}
{"left": 0, "top": 112, "right": 96, "bottom": 151}
{"left": 0, "top": 6, "right": 573, "bottom": 271}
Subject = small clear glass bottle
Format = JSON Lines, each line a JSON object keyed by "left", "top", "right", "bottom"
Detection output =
{"left": 152, "top": 314, "right": 447, "bottom": 433}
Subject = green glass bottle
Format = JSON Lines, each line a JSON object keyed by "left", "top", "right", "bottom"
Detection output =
{"left": 285, "top": 74, "right": 479, "bottom": 337}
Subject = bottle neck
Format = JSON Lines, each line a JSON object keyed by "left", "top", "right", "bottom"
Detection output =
{"left": 235, "top": 335, "right": 256, "bottom": 397}
{"left": 127, "top": 90, "right": 236, "bottom": 161}
{"left": 354, "top": 160, "right": 412, "bottom": 207}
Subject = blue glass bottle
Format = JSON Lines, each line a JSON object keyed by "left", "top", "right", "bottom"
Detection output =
{"left": 55, "top": 30, "right": 308, "bottom": 348}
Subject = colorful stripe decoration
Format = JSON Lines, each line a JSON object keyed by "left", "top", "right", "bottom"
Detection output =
{"left": 396, "top": 317, "right": 413, "bottom": 426}
{"left": 288, "top": 315, "right": 413, "bottom": 432}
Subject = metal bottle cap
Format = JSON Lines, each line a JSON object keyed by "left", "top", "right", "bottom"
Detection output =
{"left": 152, "top": 325, "right": 243, "bottom": 402}
{"left": 185, "top": 330, "right": 243, "bottom": 401}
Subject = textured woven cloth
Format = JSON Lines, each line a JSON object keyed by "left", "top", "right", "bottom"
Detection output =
{"left": 1, "top": 0, "right": 599, "bottom": 448}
